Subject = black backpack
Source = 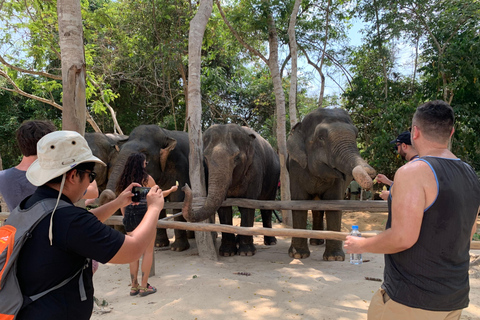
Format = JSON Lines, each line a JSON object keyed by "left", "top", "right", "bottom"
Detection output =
{"left": 0, "top": 199, "right": 88, "bottom": 319}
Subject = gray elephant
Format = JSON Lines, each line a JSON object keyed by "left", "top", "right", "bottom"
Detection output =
{"left": 98, "top": 125, "right": 191, "bottom": 251}
{"left": 85, "top": 132, "right": 128, "bottom": 193}
{"left": 183, "top": 124, "right": 280, "bottom": 256}
{"left": 287, "top": 108, "right": 376, "bottom": 260}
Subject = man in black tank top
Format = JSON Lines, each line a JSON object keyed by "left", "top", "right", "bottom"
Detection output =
{"left": 345, "top": 100, "right": 480, "bottom": 320}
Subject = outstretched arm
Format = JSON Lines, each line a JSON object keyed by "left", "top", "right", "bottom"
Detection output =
{"left": 90, "top": 183, "right": 140, "bottom": 222}
{"left": 375, "top": 174, "right": 393, "bottom": 186}
{"left": 109, "top": 186, "right": 165, "bottom": 264}
{"left": 345, "top": 161, "right": 433, "bottom": 254}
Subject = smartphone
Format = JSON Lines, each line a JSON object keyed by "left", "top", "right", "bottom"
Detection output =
{"left": 131, "top": 187, "right": 151, "bottom": 202}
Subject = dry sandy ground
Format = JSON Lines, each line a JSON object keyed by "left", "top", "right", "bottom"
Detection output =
{"left": 91, "top": 212, "right": 480, "bottom": 320}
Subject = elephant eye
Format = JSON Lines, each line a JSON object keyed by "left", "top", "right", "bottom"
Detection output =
{"left": 233, "top": 152, "right": 241, "bottom": 162}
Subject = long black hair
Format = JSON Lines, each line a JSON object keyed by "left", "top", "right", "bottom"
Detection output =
{"left": 116, "top": 153, "right": 149, "bottom": 195}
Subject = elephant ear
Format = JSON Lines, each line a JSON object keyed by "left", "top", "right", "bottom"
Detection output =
{"left": 243, "top": 133, "right": 256, "bottom": 174}
{"left": 115, "top": 137, "right": 129, "bottom": 152}
{"left": 287, "top": 122, "right": 308, "bottom": 169}
{"left": 159, "top": 137, "right": 177, "bottom": 172}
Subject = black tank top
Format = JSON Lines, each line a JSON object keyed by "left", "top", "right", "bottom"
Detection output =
{"left": 382, "top": 157, "right": 480, "bottom": 311}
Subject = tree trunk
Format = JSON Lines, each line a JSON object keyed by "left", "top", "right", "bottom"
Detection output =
{"left": 57, "top": 0, "right": 87, "bottom": 134}
{"left": 187, "top": 0, "right": 218, "bottom": 260}
{"left": 373, "top": 0, "right": 388, "bottom": 101}
{"left": 287, "top": 0, "right": 301, "bottom": 128}
{"left": 266, "top": 11, "right": 292, "bottom": 226}
{"left": 215, "top": 0, "right": 292, "bottom": 226}
{"left": 317, "top": 0, "right": 331, "bottom": 108}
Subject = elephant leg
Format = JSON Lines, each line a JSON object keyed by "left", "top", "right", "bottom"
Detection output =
{"left": 170, "top": 209, "right": 190, "bottom": 252}
{"left": 237, "top": 207, "right": 256, "bottom": 256}
{"left": 261, "top": 209, "right": 276, "bottom": 245}
{"left": 289, "top": 209, "right": 310, "bottom": 259}
{"left": 155, "top": 209, "right": 170, "bottom": 248}
{"left": 310, "top": 210, "right": 325, "bottom": 246}
{"left": 323, "top": 210, "right": 345, "bottom": 261}
{"left": 218, "top": 207, "right": 237, "bottom": 256}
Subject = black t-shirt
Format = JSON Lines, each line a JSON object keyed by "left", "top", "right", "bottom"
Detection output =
{"left": 16, "top": 186, "right": 125, "bottom": 320}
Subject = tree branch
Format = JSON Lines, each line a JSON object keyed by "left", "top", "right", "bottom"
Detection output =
{"left": 215, "top": 0, "right": 268, "bottom": 65}
{"left": 87, "top": 75, "right": 124, "bottom": 135}
{"left": 0, "top": 69, "right": 101, "bottom": 132}
{"left": 0, "top": 54, "right": 62, "bottom": 80}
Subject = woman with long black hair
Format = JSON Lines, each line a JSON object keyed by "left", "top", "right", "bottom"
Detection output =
{"left": 116, "top": 153, "right": 157, "bottom": 297}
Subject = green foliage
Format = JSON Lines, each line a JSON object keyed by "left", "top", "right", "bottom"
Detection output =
{"left": 0, "top": 86, "right": 61, "bottom": 169}
{"left": 345, "top": 0, "right": 480, "bottom": 178}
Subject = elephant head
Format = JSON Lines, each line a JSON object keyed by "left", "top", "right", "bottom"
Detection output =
{"left": 85, "top": 132, "right": 128, "bottom": 193}
{"left": 183, "top": 124, "right": 257, "bottom": 223}
{"left": 287, "top": 108, "right": 376, "bottom": 190}
{"left": 99, "top": 125, "right": 189, "bottom": 204}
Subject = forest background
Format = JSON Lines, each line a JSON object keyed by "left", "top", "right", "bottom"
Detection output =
{"left": 1, "top": 0, "right": 479, "bottom": 186}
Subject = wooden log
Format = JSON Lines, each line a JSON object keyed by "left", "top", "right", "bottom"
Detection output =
{"left": 161, "top": 198, "right": 388, "bottom": 212}
{"left": 86, "top": 215, "right": 480, "bottom": 250}
{"left": 2, "top": 211, "right": 479, "bottom": 250}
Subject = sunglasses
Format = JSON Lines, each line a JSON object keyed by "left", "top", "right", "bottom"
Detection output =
{"left": 76, "top": 169, "right": 96, "bottom": 183}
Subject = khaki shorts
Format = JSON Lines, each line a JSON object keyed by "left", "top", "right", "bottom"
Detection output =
{"left": 367, "top": 289, "right": 463, "bottom": 320}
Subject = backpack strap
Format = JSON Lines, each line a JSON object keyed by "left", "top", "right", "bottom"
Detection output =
{"left": 8, "top": 199, "right": 92, "bottom": 307}
{"left": 26, "top": 258, "right": 90, "bottom": 306}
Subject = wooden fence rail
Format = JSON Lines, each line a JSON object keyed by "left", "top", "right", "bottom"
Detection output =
{"left": 2, "top": 199, "right": 479, "bottom": 250}
{"left": 159, "top": 198, "right": 389, "bottom": 212}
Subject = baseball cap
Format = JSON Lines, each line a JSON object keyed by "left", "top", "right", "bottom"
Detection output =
{"left": 390, "top": 131, "right": 411, "bottom": 145}
{"left": 27, "top": 131, "right": 106, "bottom": 186}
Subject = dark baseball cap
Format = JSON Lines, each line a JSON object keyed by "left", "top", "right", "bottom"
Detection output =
{"left": 390, "top": 131, "right": 411, "bottom": 145}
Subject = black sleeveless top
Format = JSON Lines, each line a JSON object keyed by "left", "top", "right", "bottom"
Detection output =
{"left": 382, "top": 157, "right": 480, "bottom": 311}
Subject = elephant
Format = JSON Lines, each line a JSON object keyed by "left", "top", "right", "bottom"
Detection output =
{"left": 183, "top": 124, "right": 280, "bottom": 257}
{"left": 286, "top": 107, "right": 376, "bottom": 261}
{"left": 85, "top": 132, "right": 128, "bottom": 193}
{"left": 98, "top": 125, "right": 191, "bottom": 251}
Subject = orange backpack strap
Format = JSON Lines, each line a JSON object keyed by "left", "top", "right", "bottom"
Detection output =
{"left": 0, "top": 225, "right": 16, "bottom": 290}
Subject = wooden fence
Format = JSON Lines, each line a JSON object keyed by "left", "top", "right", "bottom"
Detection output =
{"left": 2, "top": 198, "right": 479, "bottom": 249}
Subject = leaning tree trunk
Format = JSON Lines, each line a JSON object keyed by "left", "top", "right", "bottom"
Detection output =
{"left": 287, "top": 0, "right": 301, "bottom": 128}
{"left": 215, "top": 0, "right": 292, "bottom": 226}
{"left": 187, "top": 0, "right": 217, "bottom": 260}
{"left": 267, "top": 11, "right": 292, "bottom": 226}
{"left": 57, "top": 0, "right": 87, "bottom": 134}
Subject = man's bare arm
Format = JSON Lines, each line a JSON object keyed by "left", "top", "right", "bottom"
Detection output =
{"left": 345, "top": 161, "right": 433, "bottom": 254}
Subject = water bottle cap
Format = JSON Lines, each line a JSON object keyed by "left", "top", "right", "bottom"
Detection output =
{"left": 352, "top": 225, "right": 359, "bottom": 230}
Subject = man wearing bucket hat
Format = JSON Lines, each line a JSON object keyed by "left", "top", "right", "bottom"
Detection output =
{"left": 13, "top": 131, "right": 174, "bottom": 320}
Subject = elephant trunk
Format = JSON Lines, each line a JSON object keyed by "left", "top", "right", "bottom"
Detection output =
{"left": 98, "top": 151, "right": 131, "bottom": 204}
{"left": 352, "top": 165, "right": 374, "bottom": 190}
{"left": 183, "top": 164, "right": 232, "bottom": 223}
{"left": 331, "top": 139, "right": 376, "bottom": 190}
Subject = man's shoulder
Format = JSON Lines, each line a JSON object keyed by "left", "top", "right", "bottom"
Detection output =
{"left": 397, "top": 159, "right": 430, "bottom": 175}
{"left": 0, "top": 167, "right": 16, "bottom": 178}
{"left": 0, "top": 167, "right": 27, "bottom": 181}
{"left": 393, "top": 160, "right": 434, "bottom": 189}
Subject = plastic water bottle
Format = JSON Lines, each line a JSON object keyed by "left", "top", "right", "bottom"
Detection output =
{"left": 350, "top": 225, "right": 363, "bottom": 265}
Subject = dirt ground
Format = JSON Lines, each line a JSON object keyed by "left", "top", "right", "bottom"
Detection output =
{"left": 91, "top": 211, "right": 480, "bottom": 320}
